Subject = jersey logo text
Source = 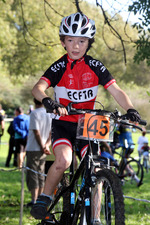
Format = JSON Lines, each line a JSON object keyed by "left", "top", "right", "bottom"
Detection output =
{"left": 51, "top": 61, "right": 65, "bottom": 72}
{"left": 89, "top": 60, "right": 106, "bottom": 72}
{"left": 67, "top": 89, "right": 93, "bottom": 101}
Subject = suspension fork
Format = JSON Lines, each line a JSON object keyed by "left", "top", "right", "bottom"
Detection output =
{"left": 70, "top": 151, "right": 76, "bottom": 217}
{"left": 84, "top": 153, "right": 94, "bottom": 224}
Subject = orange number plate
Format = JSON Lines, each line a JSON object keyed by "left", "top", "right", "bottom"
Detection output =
{"left": 82, "top": 113, "right": 110, "bottom": 140}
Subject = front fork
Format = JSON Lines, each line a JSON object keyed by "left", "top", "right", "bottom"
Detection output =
{"left": 84, "top": 154, "right": 97, "bottom": 225}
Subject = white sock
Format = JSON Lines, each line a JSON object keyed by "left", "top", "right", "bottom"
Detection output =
{"left": 134, "top": 175, "right": 140, "bottom": 183}
{"left": 40, "top": 193, "right": 53, "bottom": 200}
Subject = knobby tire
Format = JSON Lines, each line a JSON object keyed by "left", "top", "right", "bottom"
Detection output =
{"left": 91, "top": 169, "right": 125, "bottom": 225}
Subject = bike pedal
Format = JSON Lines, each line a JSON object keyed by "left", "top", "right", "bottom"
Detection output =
{"left": 40, "top": 213, "right": 55, "bottom": 224}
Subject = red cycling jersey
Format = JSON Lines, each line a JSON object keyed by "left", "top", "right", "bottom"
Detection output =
{"left": 41, "top": 54, "right": 116, "bottom": 122}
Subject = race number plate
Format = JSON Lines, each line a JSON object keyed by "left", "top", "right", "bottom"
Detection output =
{"left": 76, "top": 113, "right": 114, "bottom": 142}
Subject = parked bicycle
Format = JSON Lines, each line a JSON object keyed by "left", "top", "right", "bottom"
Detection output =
{"left": 37, "top": 102, "right": 146, "bottom": 225}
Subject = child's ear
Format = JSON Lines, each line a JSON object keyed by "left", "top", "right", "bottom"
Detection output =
{"left": 61, "top": 41, "right": 65, "bottom": 48}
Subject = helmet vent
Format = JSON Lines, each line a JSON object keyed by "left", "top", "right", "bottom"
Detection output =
{"left": 91, "top": 25, "right": 96, "bottom": 30}
{"left": 67, "top": 17, "right": 71, "bottom": 26}
{"left": 72, "top": 24, "right": 78, "bottom": 33}
{"left": 81, "top": 18, "right": 86, "bottom": 27}
{"left": 91, "top": 32, "right": 95, "bottom": 37}
{"left": 74, "top": 13, "right": 80, "bottom": 21}
{"left": 81, "top": 28, "right": 88, "bottom": 35}
{"left": 63, "top": 25, "right": 69, "bottom": 33}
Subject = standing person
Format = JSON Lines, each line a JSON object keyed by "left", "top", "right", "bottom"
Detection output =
{"left": 137, "top": 130, "right": 148, "bottom": 162}
{"left": 13, "top": 107, "right": 29, "bottom": 168}
{"left": 118, "top": 124, "right": 135, "bottom": 156}
{"left": 141, "top": 141, "right": 150, "bottom": 162}
{"left": 0, "top": 111, "right": 5, "bottom": 140}
{"left": 5, "top": 120, "right": 17, "bottom": 167}
{"left": 30, "top": 12, "right": 141, "bottom": 224}
{"left": 26, "top": 98, "right": 52, "bottom": 207}
{"left": 0, "top": 103, "right": 5, "bottom": 117}
{"left": 28, "top": 104, "right": 34, "bottom": 114}
{"left": 45, "top": 147, "right": 55, "bottom": 175}
{"left": 0, "top": 103, "right": 5, "bottom": 142}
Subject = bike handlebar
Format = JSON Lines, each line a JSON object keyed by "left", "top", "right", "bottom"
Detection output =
{"left": 66, "top": 102, "right": 147, "bottom": 131}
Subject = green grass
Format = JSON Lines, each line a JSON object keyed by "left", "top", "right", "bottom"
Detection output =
{"left": 0, "top": 122, "right": 150, "bottom": 224}
{"left": 0, "top": 123, "right": 40, "bottom": 225}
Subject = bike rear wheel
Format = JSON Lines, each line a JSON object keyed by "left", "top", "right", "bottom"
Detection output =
{"left": 91, "top": 169, "right": 125, "bottom": 225}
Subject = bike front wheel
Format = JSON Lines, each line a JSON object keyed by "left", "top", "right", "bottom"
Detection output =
{"left": 91, "top": 169, "right": 125, "bottom": 225}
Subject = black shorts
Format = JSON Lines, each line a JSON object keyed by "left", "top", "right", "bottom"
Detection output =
{"left": 51, "top": 120, "right": 89, "bottom": 158}
{"left": 15, "top": 138, "right": 27, "bottom": 154}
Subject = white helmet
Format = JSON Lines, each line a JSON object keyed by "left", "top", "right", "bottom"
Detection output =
{"left": 59, "top": 12, "right": 96, "bottom": 39}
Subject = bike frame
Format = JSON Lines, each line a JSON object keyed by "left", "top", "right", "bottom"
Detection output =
{"left": 47, "top": 141, "right": 108, "bottom": 225}
{"left": 42, "top": 102, "right": 146, "bottom": 224}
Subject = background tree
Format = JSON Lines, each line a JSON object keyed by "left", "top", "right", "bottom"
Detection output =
{"left": 91, "top": 0, "right": 150, "bottom": 66}
{"left": 128, "top": 0, "right": 150, "bottom": 66}
{"left": 0, "top": 0, "right": 149, "bottom": 126}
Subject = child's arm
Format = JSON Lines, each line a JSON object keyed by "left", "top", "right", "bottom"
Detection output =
{"left": 32, "top": 79, "right": 68, "bottom": 116}
{"left": 32, "top": 79, "right": 49, "bottom": 102}
{"left": 107, "top": 82, "right": 134, "bottom": 111}
{"left": 107, "top": 82, "right": 141, "bottom": 122}
{"left": 108, "top": 83, "right": 141, "bottom": 122}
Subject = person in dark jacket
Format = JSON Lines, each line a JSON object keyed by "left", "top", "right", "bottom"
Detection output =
{"left": 5, "top": 120, "right": 17, "bottom": 167}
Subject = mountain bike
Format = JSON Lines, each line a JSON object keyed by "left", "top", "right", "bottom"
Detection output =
{"left": 113, "top": 141, "right": 144, "bottom": 187}
{"left": 37, "top": 102, "right": 146, "bottom": 225}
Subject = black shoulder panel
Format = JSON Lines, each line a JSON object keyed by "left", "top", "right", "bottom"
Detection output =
{"left": 42, "top": 54, "right": 68, "bottom": 87}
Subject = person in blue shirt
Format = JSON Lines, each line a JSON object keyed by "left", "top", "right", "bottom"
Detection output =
{"left": 118, "top": 124, "right": 134, "bottom": 157}
{"left": 13, "top": 107, "right": 29, "bottom": 168}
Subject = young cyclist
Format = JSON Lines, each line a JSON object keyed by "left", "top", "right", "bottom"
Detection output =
{"left": 30, "top": 12, "right": 141, "bottom": 224}
{"left": 141, "top": 141, "right": 150, "bottom": 164}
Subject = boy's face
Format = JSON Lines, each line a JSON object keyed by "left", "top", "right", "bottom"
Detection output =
{"left": 61, "top": 36, "right": 89, "bottom": 60}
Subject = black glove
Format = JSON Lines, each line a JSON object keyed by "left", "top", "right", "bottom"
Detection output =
{"left": 42, "top": 97, "right": 64, "bottom": 114}
{"left": 126, "top": 109, "right": 141, "bottom": 122}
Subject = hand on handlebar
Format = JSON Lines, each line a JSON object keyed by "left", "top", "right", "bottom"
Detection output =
{"left": 53, "top": 107, "right": 68, "bottom": 116}
{"left": 120, "top": 109, "right": 146, "bottom": 126}
{"left": 42, "top": 97, "right": 68, "bottom": 116}
{"left": 122, "top": 109, "right": 141, "bottom": 123}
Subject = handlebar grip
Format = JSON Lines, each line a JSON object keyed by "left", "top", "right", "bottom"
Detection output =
{"left": 139, "top": 119, "right": 147, "bottom": 126}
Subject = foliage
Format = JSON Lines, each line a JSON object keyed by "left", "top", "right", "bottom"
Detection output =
{"left": 0, "top": 0, "right": 149, "bottom": 125}
{"left": 128, "top": 0, "right": 150, "bottom": 66}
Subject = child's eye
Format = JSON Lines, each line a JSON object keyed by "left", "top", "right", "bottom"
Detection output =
{"left": 80, "top": 40, "right": 86, "bottom": 43}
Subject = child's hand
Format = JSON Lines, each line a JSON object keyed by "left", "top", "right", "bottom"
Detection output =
{"left": 126, "top": 109, "right": 141, "bottom": 122}
{"left": 53, "top": 107, "right": 68, "bottom": 116}
{"left": 42, "top": 97, "right": 67, "bottom": 116}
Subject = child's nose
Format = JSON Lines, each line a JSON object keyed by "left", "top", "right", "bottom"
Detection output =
{"left": 73, "top": 42, "right": 79, "bottom": 48}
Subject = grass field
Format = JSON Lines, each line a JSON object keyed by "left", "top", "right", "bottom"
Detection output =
{"left": 0, "top": 122, "right": 150, "bottom": 225}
